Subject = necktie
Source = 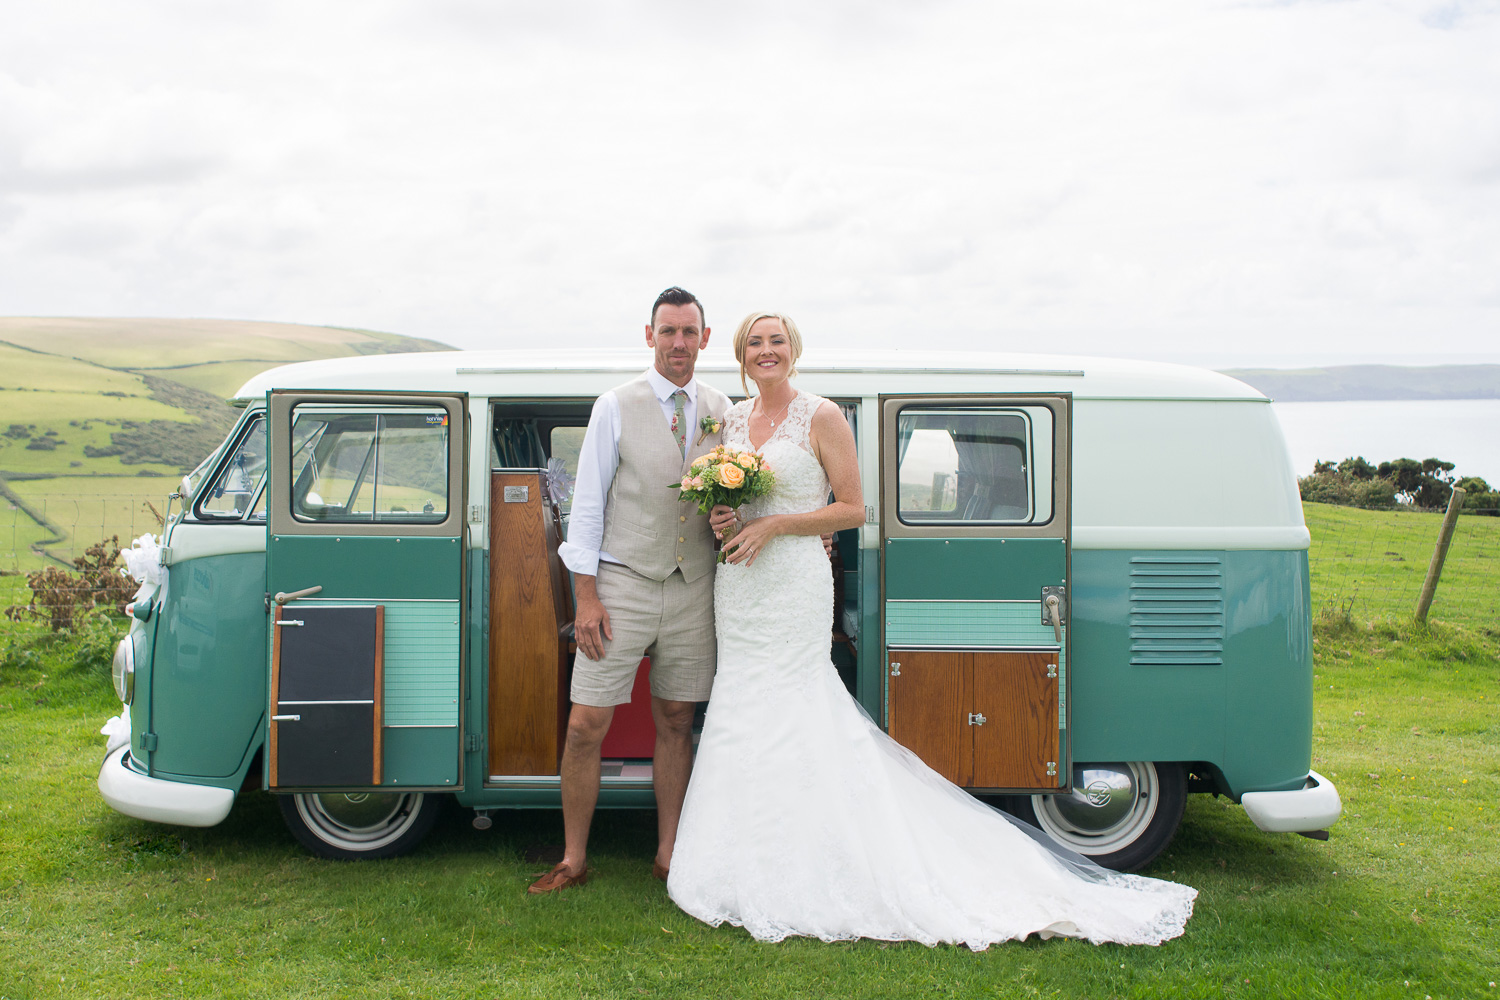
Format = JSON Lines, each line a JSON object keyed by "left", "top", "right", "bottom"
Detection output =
{"left": 671, "top": 390, "right": 687, "bottom": 457}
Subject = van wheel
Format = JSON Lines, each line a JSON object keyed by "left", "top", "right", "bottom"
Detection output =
{"left": 278, "top": 791, "right": 441, "bottom": 860}
{"left": 1009, "top": 762, "right": 1186, "bottom": 872}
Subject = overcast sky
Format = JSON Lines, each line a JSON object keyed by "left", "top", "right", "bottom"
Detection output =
{"left": 2, "top": 0, "right": 1498, "bottom": 367}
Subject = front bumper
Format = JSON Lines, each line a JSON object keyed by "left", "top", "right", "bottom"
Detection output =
{"left": 1241, "top": 769, "right": 1342, "bottom": 833}
{"left": 97, "top": 745, "right": 236, "bottom": 828}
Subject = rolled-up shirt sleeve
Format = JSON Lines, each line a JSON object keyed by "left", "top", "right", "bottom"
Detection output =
{"left": 558, "top": 391, "right": 621, "bottom": 577}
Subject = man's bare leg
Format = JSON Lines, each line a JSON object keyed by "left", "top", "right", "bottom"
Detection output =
{"left": 557, "top": 703, "right": 615, "bottom": 877}
{"left": 650, "top": 696, "right": 697, "bottom": 873}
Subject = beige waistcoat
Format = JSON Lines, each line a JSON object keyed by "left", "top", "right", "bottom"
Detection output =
{"left": 602, "top": 375, "right": 731, "bottom": 584}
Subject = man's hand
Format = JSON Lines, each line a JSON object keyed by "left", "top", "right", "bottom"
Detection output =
{"left": 822, "top": 532, "right": 834, "bottom": 558}
{"left": 573, "top": 578, "right": 613, "bottom": 661}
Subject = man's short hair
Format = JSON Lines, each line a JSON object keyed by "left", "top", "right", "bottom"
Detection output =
{"left": 650, "top": 286, "right": 705, "bottom": 329}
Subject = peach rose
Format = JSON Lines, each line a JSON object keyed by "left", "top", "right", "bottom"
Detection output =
{"left": 718, "top": 462, "right": 746, "bottom": 488}
{"left": 680, "top": 476, "right": 694, "bottom": 489}
{"left": 690, "top": 475, "right": 705, "bottom": 489}
{"left": 690, "top": 454, "right": 713, "bottom": 470}
{"left": 738, "top": 452, "right": 757, "bottom": 467}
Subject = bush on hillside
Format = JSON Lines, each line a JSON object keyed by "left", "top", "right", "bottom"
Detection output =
{"left": 1299, "top": 455, "right": 1487, "bottom": 512}
{"left": 1457, "top": 476, "right": 1500, "bottom": 517}
{"left": 4, "top": 536, "right": 138, "bottom": 632}
{"left": 1299, "top": 466, "right": 1398, "bottom": 508}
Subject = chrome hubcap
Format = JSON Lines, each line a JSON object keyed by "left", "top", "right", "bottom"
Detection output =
{"left": 1032, "top": 762, "right": 1159, "bottom": 854}
{"left": 296, "top": 792, "right": 423, "bottom": 850}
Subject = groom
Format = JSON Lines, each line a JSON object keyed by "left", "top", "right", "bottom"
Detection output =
{"left": 531, "top": 286, "right": 731, "bottom": 893}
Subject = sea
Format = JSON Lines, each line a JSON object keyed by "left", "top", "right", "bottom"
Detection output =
{"left": 1271, "top": 399, "right": 1500, "bottom": 484}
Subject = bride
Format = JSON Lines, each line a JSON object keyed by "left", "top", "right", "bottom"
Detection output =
{"left": 665, "top": 311, "right": 1197, "bottom": 949}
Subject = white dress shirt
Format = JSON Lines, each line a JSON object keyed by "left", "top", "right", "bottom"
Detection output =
{"left": 558, "top": 367, "right": 698, "bottom": 578}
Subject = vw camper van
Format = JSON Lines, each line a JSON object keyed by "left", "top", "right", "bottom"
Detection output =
{"left": 99, "top": 349, "right": 1342, "bottom": 871}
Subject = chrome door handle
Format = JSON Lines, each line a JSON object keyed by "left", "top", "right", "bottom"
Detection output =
{"left": 274, "top": 585, "right": 323, "bottom": 605}
{"left": 271, "top": 714, "right": 302, "bottom": 722}
{"left": 1044, "top": 594, "right": 1062, "bottom": 643}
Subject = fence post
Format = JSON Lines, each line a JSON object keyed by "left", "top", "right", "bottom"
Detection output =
{"left": 1415, "top": 487, "right": 1466, "bottom": 624}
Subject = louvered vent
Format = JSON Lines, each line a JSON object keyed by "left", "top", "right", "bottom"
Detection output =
{"left": 1129, "top": 556, "right": 1224, "bottom": 666}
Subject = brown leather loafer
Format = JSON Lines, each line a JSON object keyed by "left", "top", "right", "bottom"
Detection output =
{"left": 527, "top": 862, "right": 588, "bottom": 894}
{"left": 651, "top": 860, "right": 669, "bottom": 883}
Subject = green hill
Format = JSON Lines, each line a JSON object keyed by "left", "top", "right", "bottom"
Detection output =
{"left": 0, "top": 318, "right": 453, "bottom": 571}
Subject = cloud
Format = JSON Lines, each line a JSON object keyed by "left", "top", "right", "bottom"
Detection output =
{"left": 0, "top": 0, "right": 1497, "bottom": 365}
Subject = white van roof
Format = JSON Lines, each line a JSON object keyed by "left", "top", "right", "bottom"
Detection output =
{"left": 232, "top": 349, "right": 1267, "bottom": 404}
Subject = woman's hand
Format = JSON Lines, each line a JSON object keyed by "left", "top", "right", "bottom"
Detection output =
{"left": 709, "top": 504, "right": 738, "bottom": 539}
{"left": 720, "top": 515, "right": 784, "bottom": 566}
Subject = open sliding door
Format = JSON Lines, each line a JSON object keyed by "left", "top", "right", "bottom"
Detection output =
{"left": 881, "top": 394, "right": 1071, "bottom": 793}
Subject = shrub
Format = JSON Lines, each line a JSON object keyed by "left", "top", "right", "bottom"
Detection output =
{"left": 1457, "top": 476, "right": 1500, "bottom": 517}
{"left": 1298, "top": 469, "right": 1398, "bottom": 508}
{"left": 4, "top": 536, "right": 139, "bottom": 631}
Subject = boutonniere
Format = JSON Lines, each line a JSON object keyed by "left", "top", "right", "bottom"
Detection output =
{"left": 694, "top": 415, "right": 722, "bottom": 447}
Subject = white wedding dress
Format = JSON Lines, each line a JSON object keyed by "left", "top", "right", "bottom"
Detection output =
{"left": 667, "top": 391, "right": 1197, "bottom": 949}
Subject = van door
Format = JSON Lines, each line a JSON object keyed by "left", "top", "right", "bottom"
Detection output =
{"left": 880, "top": 395, "right": 1070, "bottom": 793}
{"left": 265, "top": 392, "right": 467, "bottom": 791}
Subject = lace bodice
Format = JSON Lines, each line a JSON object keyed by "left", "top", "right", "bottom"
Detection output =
{"left": 722, "top": 390, "right": 831, "bottom": 519}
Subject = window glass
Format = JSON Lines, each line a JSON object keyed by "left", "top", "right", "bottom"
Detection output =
{"left": 290, "top": 406, "right": 449, "bottom": 523}
{"left": 547, "top": 426, "right": 586, "bottom": 509}
{"left": 197, "top": 417, "right": 267, "bottom": 520}
{"left": 897, "top": 409, "right": 1042, "bottom": 524}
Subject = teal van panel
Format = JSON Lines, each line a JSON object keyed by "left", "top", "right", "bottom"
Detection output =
{"left": 886, "top": 599, "right": 1060, "bottom": 648}
{"left": 383, "top": 602, "right": 461, "bottom": 726}
{"left": 884, "top": 537, "right": 1066, "bottom": 600}
{"left": 381, "top": 727, "right": 459, "bottom": 787}
{"left": 1220, "top": 552, "right": 1313, "bottom": 793}
{"left": 1067, "top": 549, "right": 1312, "bottom": 795}
{"left": 148, "top": 551, "right": 267, "bottom": 778}
{"left": 268, "top": 535, "right": 462, "bottom": 600}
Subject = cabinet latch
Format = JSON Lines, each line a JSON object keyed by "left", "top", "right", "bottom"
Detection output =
{"left": 967, "top": 712, "right": 987, "bottom": 726}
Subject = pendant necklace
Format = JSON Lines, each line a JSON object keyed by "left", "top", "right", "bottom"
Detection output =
{"left": 760, "top": 397, "right": 791, "bottom": 428}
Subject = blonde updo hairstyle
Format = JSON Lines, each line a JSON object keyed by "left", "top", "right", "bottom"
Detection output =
{"left": 731, "top": 311, "right": 804, "bottom": 395}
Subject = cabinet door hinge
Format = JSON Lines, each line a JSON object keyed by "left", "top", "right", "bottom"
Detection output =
{"left": 465, "top": 733, "right": 481, "bottom": 753}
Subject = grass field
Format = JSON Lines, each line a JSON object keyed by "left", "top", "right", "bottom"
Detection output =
{"left": 1, "top": 478, "right": 172, "bottom": 572}
{"left": 1304, "top": 502, "right": 1500, "bottom": 625}
{"left": 1, "top": 506, "right": 1496, "bottom": 999}
{"left": 0, "top": 318, "right": 452, "bottom": 571}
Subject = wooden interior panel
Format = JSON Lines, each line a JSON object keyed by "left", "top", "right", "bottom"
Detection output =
{"left": 887, "top": 650, "right": 968, "bottom": 785}
{"left": 969, "top": 651, "right": 1059, "bottom": 790}
{"left": 487, "top": 471, "right": 569, "bottom": 777}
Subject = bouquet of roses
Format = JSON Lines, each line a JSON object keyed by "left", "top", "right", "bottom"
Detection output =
{"left": 671, "top": 445, "right": 776, "bottom": 560}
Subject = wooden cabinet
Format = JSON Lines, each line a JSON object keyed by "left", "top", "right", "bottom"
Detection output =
{"left": 888, "top": 650, "right": 1060, "bottom": 791}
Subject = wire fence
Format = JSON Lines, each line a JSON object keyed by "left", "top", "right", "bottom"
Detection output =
{"left": 1, "top": 496, "right": 1496, "bottom": 640}
{"left": 1303, "top": 502, "right": 1498, "bottom": 629}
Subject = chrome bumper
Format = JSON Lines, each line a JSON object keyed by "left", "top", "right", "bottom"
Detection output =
{"left": 97, "top": 745, "right": 235, "bottom": 828}
{"left": 1241, "top": 769, "right": 1342, "bottom": 833}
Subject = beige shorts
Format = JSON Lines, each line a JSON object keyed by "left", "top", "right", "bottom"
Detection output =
{"left": 570, "top": 562, "right": 716, "bottom": 707}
